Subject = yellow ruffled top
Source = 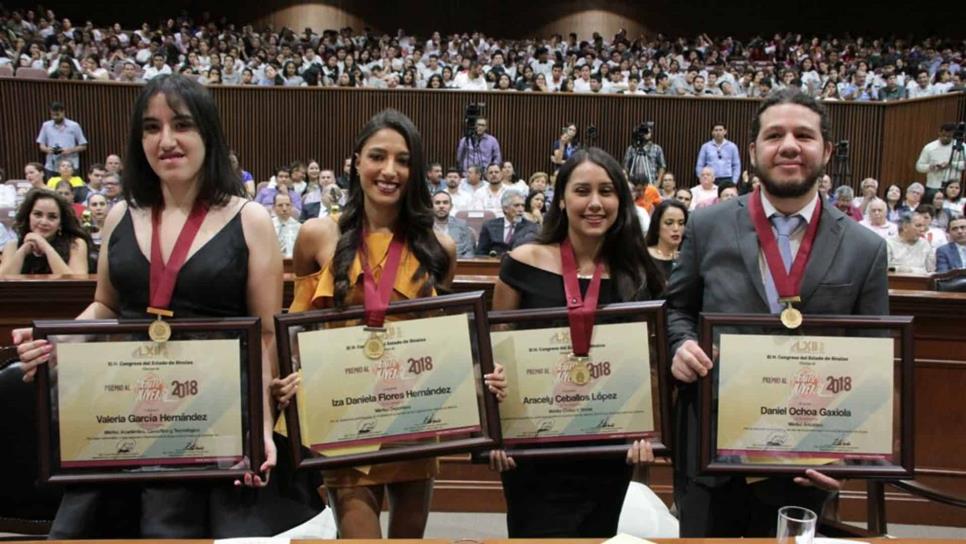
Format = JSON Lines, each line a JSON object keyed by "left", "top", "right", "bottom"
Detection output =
{"left": 289, "top": 231, "right": 438, "bottom": 488}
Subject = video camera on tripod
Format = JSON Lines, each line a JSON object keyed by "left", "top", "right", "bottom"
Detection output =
{"left": 463, "top": 102, "right": 485, "bottom": 143}
{"left": 633, "top": 121, "right": 655, "bottom": 149}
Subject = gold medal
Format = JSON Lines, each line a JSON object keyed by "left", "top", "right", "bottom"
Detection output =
{"left": 148, "top": 317, "right": 171, "bottom": 343}
{"left": 569, "top": 355, "right": 591, "bottom": 385}
{"left": 146, "top": 307, "right": 174, "bottom": 343}
{"left": 363, "top": 328, "right": 385, "bottom": 360}
{"left": 780, "top": 306, "right": 803, "bottom": 329}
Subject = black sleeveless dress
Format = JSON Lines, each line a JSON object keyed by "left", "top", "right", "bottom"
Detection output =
{"left": 498, "top": 255, "right": 646, "bottom": 538}
{"left": 49, "top": 208, "right": 322, "bottom": 539}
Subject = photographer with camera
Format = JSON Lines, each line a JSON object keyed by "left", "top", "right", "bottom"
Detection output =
{"left": 37, "top": 101, "right": 88, "bottom": 179}
{"left": 623, "top": 122, "right": 666, "bottom": 188}
{"left": 916, "top": 123, "right": 965, "bottom": 201}
{"left": 456, "top": 104, "right": 502, "bottom": 175}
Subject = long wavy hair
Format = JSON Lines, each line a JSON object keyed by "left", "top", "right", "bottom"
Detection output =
{"left": 331, "top": 109, "right": 450, "bottom": 308}
{"left": 14, "top": 188, "right": 92, "bottom": 273}
{"left": 538, "top": 148, "right": 664, "bottom": 300}
{"left": 122, "top": 75, "right": 243, "bottom": 208}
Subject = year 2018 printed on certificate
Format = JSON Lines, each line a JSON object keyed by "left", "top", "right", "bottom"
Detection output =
{"left": 716, "top": 334, "right": 894, "bottom": 460}
{"left": 56, "top": 339, "right": 243, "bottom": 467}
{"left": 296, "top": 313, "right": 481, "bottom": 451}
{"left": 492, "top": 321, "right": 654, "bottom": 444}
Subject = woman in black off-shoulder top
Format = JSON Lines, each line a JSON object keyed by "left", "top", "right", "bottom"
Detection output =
{"left": 489, "top": 148, "right": 666, "bottom": 538}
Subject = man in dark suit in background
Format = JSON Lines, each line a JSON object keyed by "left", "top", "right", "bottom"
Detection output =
{"left": 936, "top": 216, "right": 966, "bottom": 273}
{"left": 476, "top": 190, "right": 538, "bottom": 256}
{"left": 665, "top": 89, "right": 889, "bottom": 537}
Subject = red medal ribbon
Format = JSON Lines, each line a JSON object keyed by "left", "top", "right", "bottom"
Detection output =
{"left": 560, "top": 237, "right": 604, "bottom": 357}
{"left": 747, "top": 186, "right": 822, "bottom": 299}
{"left": 149, "top": 200, "right": 210, "bottom": 311}
{"left": 359, "top": 230, "right": 406, "bottom": 328}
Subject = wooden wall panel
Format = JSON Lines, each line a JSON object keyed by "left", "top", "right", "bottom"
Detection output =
{"left": 879, "top": 94, "right": 966, "bottom": 185}
{"left": 0, "top": 79, "right": 960, "bottom": 196}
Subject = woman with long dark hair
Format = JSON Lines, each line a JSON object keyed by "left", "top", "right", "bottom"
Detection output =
{"left": 272, "top": 109, "right": 495, "bottom": 538}
{"left": 0, "top": 188, "right": 90, "bottom": 274}
{"left": 645, "top": 199, "right": 688, "bottom": 283}
{"left": 488, "top": 148, "right": 661, "bottom": 537}
{"left": 13, "top": 75, "right": 320, "bottom": 537}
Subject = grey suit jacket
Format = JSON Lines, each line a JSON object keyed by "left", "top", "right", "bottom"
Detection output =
{"left": 665, "top": 192, "right": 889, "bottom": 482}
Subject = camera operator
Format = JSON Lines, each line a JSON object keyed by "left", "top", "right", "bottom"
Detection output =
{"left": 456, "top": 104, "right": 502, "bottom": 175}
{"left": 623, "top": 122, "right": 666, "bottom": 187}
{"left": 916, "top": 123, "right": 965, "bottom": 201}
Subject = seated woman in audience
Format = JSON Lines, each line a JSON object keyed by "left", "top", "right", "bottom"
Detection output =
{"left": 820, "top": 79, "right": 841, "bottom": 100}
{"left": 53, "top": 179, "right": 86, "bottom": 218}
{"left": 0, "top": 188, "right": 90, "bottom": 275}
{"left": 531, "top": 72, "right": 550, "bottom": 92}
{"left": 943, "top": 179, "right": 964, "bottom": 217}
{"left": 645, "top": 199, "right": 688, "bottom": 284}
{"left": 282, "top": 61, "right": 304, "bottom": 86}
{"left": 24, "top": 161, "right": 46, "bottom": 190}
{"left": 523, "top": 190, "right": 545, "bottom": 225}
{"left": 884, "top": 183, "right": 903, "bottom": 223}
{"left": 551, "top": 124, "right": 578, "bottom": 170}
{"left": 494, "top": 73, "right": 513, "bottom": 91}
{"left": 527, "top": 171, "right": 552, "bottom": 203}
{"left": 489, "top": 148, "right": 660, "bottom": 538}
{"left": 85, "top": 193, "right": 110, "bottom": 247}
{"left": 441, "top": 65, "right": 455, "bottom": 87}
{"left": 426, "top": 74, "right": 445, "bottom": 89}
{"left": 259, "top": 63, "right": 284, "bottom": 86}
{"left": 930, "top": 190, "right": 954, "bottom": 230}
{"left": 45, "top": 158, "right": 85, "bottom": 192}
{"left": 272, "top": 109, "right": 467, "bottom": 538}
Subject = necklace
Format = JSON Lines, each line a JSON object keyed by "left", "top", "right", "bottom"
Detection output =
{"left": 651, "top": 244, "right": 679, "bottom": 260}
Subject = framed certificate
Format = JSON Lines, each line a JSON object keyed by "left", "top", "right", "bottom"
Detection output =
{"left": 699, "top": 313, "right": 914, "bottom": 478}
{"left": 275, "top": 291, "right": 501, "bottom": 470}
{"left": 486, "top": 301, "right": 671, "bottom": 460}
{"left": 34, "top": 317, "right": 264, "bottom": 484}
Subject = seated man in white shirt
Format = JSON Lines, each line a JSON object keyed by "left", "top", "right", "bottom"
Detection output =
{"left": 459, "top": 165, "right": 486, "bottom": 196}
{"left": 272, "top": 192, "right": 301, "bottom": 258}
{"left": 887, "top": 215, "right": 935, "bottom": 273}
{"left": 471, "top": 163, "right": 508, "bottom": 217}
{"left": 455, "top": 61, "right": 487, "bottom": 91}
{"left": 443, "top": 166, "right": 473, "bottom": 214}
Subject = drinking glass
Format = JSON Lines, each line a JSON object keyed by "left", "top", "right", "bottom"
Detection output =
{"left": 776, "top": 505, "right": 817, "bottom": 544}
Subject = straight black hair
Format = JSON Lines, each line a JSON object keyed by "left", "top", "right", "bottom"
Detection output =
{"left": 122, "top": 74, "right": 243, "bottom": 208}
{"left": 538, "top": 148, "right": 664, "bottom": 300}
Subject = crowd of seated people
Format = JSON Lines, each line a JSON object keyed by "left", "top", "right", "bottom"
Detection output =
{"left": 1, "top": 7, "right": 965, "bottom": 100}
{"left": 4, "top": 139, "right": 965, "bottom": 277}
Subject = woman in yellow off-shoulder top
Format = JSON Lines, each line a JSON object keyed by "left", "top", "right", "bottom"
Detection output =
{"left": 272, "top": 110, "right": 505, "bottom": 538}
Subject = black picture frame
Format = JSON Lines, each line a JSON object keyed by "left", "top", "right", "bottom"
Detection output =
{"left": 483, "top": 300, "right": 671, "bottom": 460}
{"left": 698, "top": 312, "right": 915, "bottom": 478}
{"left": 34, "top": 317, "right": 263, "bottom": 484}
{"left": 274, "top": 291, "right": 501, "bottom": 471}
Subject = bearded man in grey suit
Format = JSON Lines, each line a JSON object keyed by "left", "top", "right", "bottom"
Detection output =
{"left": 665, "top": 89, "right": 888, "bottom": 537}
